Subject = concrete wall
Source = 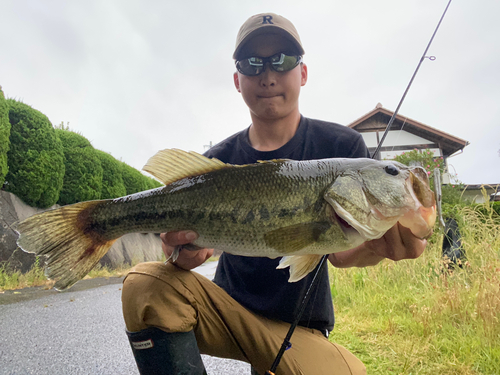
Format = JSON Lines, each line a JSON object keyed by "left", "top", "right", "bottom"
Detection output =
{"left": 0, "top": 190, "right": 163, "bottom": 273}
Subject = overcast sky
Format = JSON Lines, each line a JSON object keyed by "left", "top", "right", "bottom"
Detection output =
{"left": 1, "top": 0, "right": 499, "bottom": 185}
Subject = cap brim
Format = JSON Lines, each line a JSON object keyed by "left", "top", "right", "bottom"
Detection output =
{"left": 233, "top": 26, "right": 305, "bottom": 60}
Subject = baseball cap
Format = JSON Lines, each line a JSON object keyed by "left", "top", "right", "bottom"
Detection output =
{"left": 233, "top": 13, "right": 305, "bottom": 60}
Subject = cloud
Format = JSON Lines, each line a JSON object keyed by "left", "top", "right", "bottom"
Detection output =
{"left": 0, "top": 0, "right": 498, "bottom": 185}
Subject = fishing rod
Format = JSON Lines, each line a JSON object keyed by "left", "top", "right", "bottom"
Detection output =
{"left": 266, "top": 1, "right": 452, "bottom": 373}
{"left": 265, "top": 255, "right": 329, "bottom": 375}
{"left": 372, "top": 0, "right": 453, "bottom": 160}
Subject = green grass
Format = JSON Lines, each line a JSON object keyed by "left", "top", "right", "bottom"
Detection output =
{"left": 329, "top": 201, "right": 500, "bottom": 374}
{"left": 0, "top": 257, "right": 49, "bottom": 290}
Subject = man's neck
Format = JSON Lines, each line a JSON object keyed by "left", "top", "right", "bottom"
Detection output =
{"left": 248, "top": 111, "right": 301, "bottom": 152}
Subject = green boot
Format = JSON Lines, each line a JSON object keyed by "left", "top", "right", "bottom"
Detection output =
{"left": 127, "top": 327, "right": 207, "bottom": 375}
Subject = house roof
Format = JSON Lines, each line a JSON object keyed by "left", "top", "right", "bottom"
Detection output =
{"left": 348, "top": 103, "right": 469, "bottom": 157}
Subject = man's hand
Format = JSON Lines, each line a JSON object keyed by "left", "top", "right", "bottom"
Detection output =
{"left": 161, "top": 231, "right": 214, "bottom": 271}
{"left": 329, "top": 223, "right": 427, "bottom": 268}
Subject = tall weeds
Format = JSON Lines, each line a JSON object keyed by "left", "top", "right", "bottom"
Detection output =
{"left": 330, "top": 201, "right": 500, "bottom": 374}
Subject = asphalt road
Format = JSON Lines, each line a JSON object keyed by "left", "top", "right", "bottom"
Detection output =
{"left": 0, "top": 262, "right": 250, "bottom": 374}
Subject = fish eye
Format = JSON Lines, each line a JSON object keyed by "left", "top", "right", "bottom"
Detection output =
{"left": 384, "top": 165, "right": 399, "bottom": 176}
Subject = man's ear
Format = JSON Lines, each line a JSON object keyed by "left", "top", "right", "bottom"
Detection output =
{"left": 300, "top": 63, "right": 308, "bottom": 86}
{"left": 234, "top": 72, "right": 241, "bottom": 93}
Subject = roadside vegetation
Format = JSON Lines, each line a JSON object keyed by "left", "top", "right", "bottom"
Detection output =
{"left": 0, "top": 258, "right": 132, "bottom": 291}
{"left": 0, "top": 252, "right": 221, "bottom": 292}
{"left": 329, "top": 196, "right": 500, "bottom": 374}
{"left": 0, "top": 257, "right": 48, "bottom": 290}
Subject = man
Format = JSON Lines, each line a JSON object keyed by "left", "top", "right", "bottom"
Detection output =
{"left": 122, "top": 13, "right": 426, "bottom": 375}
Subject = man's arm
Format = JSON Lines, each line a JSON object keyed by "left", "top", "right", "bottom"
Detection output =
{"left": 329, "top": 223, "right": 427, "bottom": 268}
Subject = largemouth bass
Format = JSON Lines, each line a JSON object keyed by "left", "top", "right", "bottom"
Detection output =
{"left": 15, "top": 149, "right": 436, "bottom": 290}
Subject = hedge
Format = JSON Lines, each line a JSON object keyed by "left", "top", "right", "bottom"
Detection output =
{"left": 0, "top": 87, "right": 10, "bottom": 187}
{"left": 5, "top": 100, "right": 64, "bottom": 208}
{"left": 144, "top": 175, "right": 162, "bottom": 190}
{"left": 121, "top": 162, "right": 149, "bottom": 194}
{"left": 95, "top": 149, "right": 127, "bottom": 199}
{"left": 56, "top": 129, "right": 103, "bottom": 205}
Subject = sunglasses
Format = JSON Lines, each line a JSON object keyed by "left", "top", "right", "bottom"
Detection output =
{"left": 235, "top": 53, "right": 303, "bottom": 76}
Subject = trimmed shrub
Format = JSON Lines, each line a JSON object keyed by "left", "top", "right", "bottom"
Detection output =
{"left": 121, "top": 162, "right": 148, "bottom": 195}
{"left": 5, "top": 100, "right": 64, "bottom": 208}
{"left": 144, "top": 175, "right": 162, "bottom": 190}
{"left": 95, "top": 149, "right": 127, "bottom": 199}
{"left": 56, "top": 129, "right": 103, "bottom": 205}
{"left": 0, "top": 87, "right": 10, "bottom": 187}
{"left": 56, "top": 127, "right": 92, "bottom": 149}
{"left": 121, "top": 162, "right": 162, "bottom": 195}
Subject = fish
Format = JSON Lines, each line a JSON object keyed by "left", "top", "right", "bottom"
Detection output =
{"left": 14, "top": 149, "right": 436, "bottom": 290}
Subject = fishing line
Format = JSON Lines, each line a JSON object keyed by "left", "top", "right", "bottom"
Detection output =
{"left": 266, "top": 1, "right": 453, "bottom": 373}
{"left": 372, "top": 0, "right": 453, "bottom": 160}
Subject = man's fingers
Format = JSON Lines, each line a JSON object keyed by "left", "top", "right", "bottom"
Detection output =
{"left": 369, "top": 223, "right": 427, "bottom": 262}
{"left": 205, "top": 249, "right": 215, "bottom": 261}
{"left": 398, "top": 224, "right": 426, "bottom": 259}
{"left": 382, "top": 224, "right": 426, "bottom": 261}
{"left": 161, "top": 231, "right": 198, "bottom": 246}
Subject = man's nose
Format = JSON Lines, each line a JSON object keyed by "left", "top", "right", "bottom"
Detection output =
{"left": 259, "top": 63, "right": 277, "bottom": 86}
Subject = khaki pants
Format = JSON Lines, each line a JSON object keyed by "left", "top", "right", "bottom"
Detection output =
{"left": 122, "top": 262, "right": 366, "bottom": 375}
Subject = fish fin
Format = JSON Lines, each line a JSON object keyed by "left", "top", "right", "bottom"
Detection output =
{"left": 14, "top": 201, "right": 116, "bottom": 291}
{"left": 167, "top": 246, "right": 181, "bottom": 263}
{"left": 277, "top": 254, "right": 324, "bottom": 282}
{"left": 264, "top": 222, "right": 330, "bottom": 253}
{"left": 143, "top": 149, "right": 230, "bottom": 185}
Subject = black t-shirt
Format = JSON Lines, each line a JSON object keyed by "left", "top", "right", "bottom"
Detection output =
{"left": 204, "top": 116, "right": 370, "bottom": 333}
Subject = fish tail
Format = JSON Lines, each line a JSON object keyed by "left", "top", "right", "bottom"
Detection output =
{"left": 14, "top": 200, "right": 116, "bottom": 291}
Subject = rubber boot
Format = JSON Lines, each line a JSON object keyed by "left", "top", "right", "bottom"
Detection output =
{"left": 127, "top": 327, "right": 207, "bottom": 375}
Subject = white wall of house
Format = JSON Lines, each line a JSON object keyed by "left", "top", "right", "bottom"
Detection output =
{"left": 462, "top": 186, "right": 500, "bottom": 203}
{"left": 359, "top": 130, "right": 442, "bottom": 160}
{"left": 462, "top": 189, "right": 488, "bottom": 203}
{"left": 360, "top": 130, "right": 431, "bottom": 147}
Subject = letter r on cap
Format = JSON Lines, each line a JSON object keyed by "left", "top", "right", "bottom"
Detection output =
{"left": 262, "top": 15, "right": 273, "bottom": 24}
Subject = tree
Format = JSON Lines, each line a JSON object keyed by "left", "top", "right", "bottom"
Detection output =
{"left": 0, "top": 86, "right": 10, "bottom": 187}
{"left": 5, "top": 100, "right": 64, "bottom": 207}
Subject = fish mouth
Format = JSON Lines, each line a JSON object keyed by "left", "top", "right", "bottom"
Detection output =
{"left": 399, "top": 168, "right": 437, "bottom": 238}
{"left": 409, "top": 167, "right": 436, "bottom": 208}
{"left": 326, "top": 204, "right": 365, "bottom": 243}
